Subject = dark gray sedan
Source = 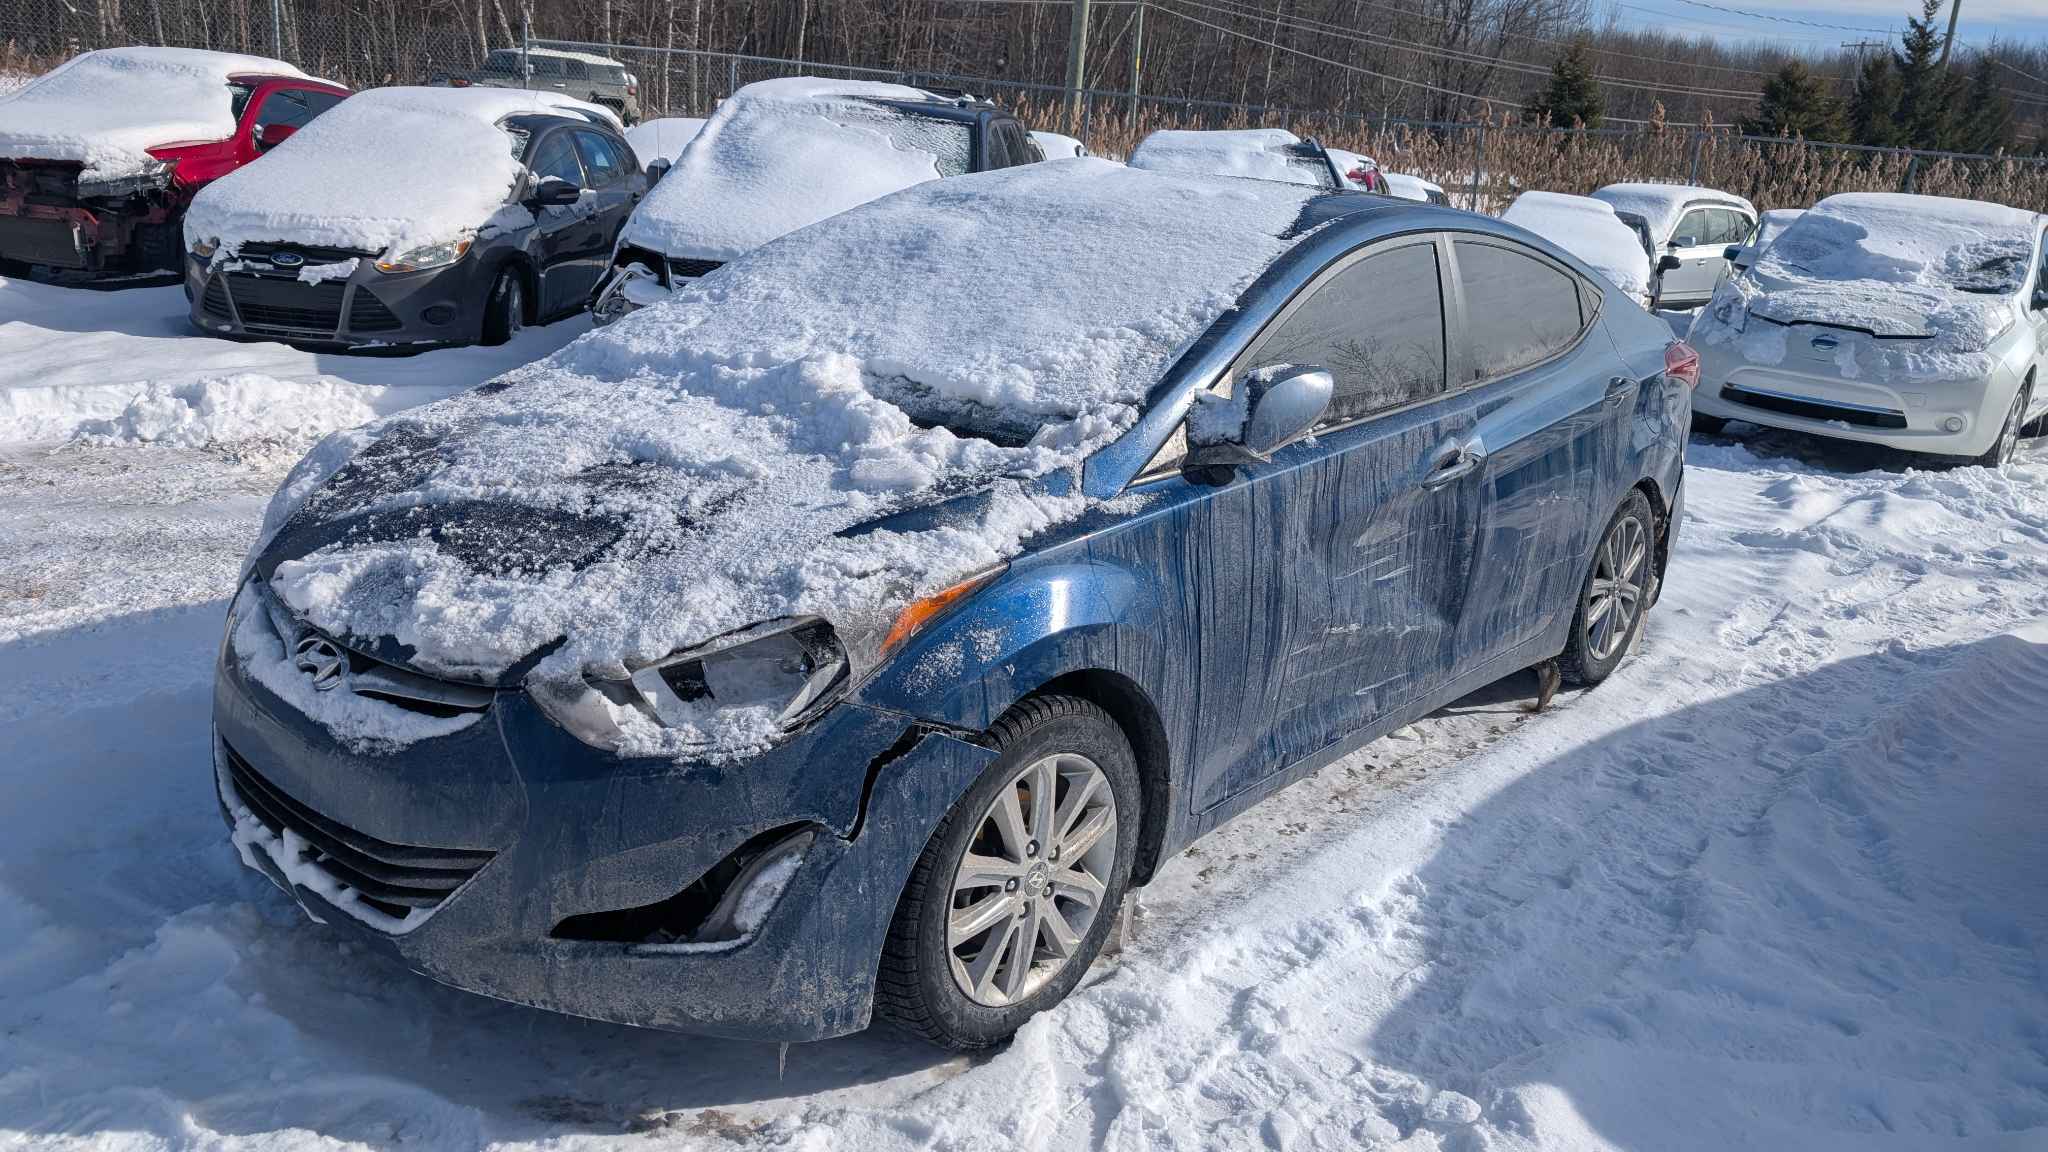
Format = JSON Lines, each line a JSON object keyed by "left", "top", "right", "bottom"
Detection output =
{"left": 184, "top": 87, "right": 653, "bottom": 349}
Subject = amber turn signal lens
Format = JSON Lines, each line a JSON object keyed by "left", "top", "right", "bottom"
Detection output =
{"left": 879, "top": 566, "right": 1005, "bottom": 660}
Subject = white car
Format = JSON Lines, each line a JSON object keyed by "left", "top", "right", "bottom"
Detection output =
{"left": 1726, "top": 207, "right": 1805, "bottom": 273}
{"left": 591, "top": 78, "right": 1039, "bottom": 324}
{"left": 1383, "top": 172, "right": 1449, "bottom": 205}
{"left": 1690, "top": 192, "right": 2047, "bottom": 469}
{"left": 1592, "top": 182, "right": 1756, "bottom": 309}
{"left": 623, "top": 116, "right": 705, "bottom": 163}
{"left": 1501, "top": 191, "right": 1655, "bottom": 308}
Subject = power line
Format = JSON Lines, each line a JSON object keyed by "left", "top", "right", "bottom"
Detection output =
{"left": 1655, "top": 0, "right": 1897, "bottom": 35}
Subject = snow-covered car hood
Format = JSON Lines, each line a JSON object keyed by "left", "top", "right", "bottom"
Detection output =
{"left": 0, "top": 47, "right": 305, "bottom": 181}
{"left": 618, "top": 77, "right": 960, "bottom": 262}
{"left": 183, "top": 87, "right": 588, "bottom": 259}
{"left": 252, "top": 161, "right": 1317, "bottom": 715}
{"left": 1695, "top": 193, "right": 2039, "bottom": 361}
{"left": 1502, "top": 191, "right": 1653, "bottom": 298}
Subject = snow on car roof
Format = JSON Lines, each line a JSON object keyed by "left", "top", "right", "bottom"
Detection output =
{"left": 507, "top": 46, "right": 628, "bottom": 67}
{"left": 624, "top": 116, "right": 706, "bottom": 162}
{"left": 1591, "top": 181, "right": 1755, "bottom": 242}
{"left": 1127, "top": 128, "right": 1334, "bottom": 188}
{"left": 0, "top": 47, "right": 308, "bottom": 180}
{"left": 1695, "top": 193, "right": 2043, "bottom": 372}
{"left": 260, "top": 161, "right": 1319, "bottom": 742}
{"left": 619, "top": 77, "right": 961, "bottom": 261}
{"left": 1502, "top": 191, "right": 1653, "bottom": 298}
{"left": 184, "top": 86, "right": 599, "bottom": 259}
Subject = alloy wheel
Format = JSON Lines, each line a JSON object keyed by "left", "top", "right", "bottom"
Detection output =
{"left": 1993, "top": 392, "right": 2025, "bottom": 472}
{"left": 1585, "top": 513, "right": 1647, "bottom": 662}
{"left": 945, "top": 752, "right": 1117, "bottom": 1007}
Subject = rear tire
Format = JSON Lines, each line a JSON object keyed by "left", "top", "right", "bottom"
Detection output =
{"left": 480, "top": 266, "right": 524, "bottom": 346}
{"left": 875, "top": 695, "right": 1140, "bottom": 1051}
{"left": 1561, "top": 490, "right": 1656, "bottom": 687}
{"left": 1974, "top": 384, "right": 2029, "bottom": 473}
{"left": 1690, "top": 412, "right": 1728, "bottom": 436}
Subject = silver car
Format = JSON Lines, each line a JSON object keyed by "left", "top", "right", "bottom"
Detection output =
{"left": 1593, "top": 183, "right": 1757, "bottom": 309}
{"left": 1689, "top": 193, "right": 2047, "bottom": 469}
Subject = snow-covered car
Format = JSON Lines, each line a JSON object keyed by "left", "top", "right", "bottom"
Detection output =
{"left": 212, "top": 159, "right": 1690, "bottom": 1051}
{"left": 1726, "top": 207, "right": 1805, "bottom": 272}
{"left": 1384, "top": 172, "right": 1449, "bottom": 205}
{"left": 1322, "top": 147, "right": 1391, "bottom": 195}
{"left": 184, "top": 87, "right": 648, "bottom": 348}
{"left": 0, "top": 47, "right": 348, "bottom": 280}
{"left": 433, "top": 47, "right": 641, "bottom": 125}
{"left": 1690, "top": 192, "right": 2047, "bottom": 468}
{"left": 1028, "top": 129, "right": 1086, "bottom": 159}
{"left": 1591, "top": 182, "right": 1756, "bottom": 309}
{"left": 624, "top": 116, "right": 705, "bottom": 163}
{"left": 1502, "top": 191, "right": 1655, "bottom": 308}
{"left": 591, "top": 78, "right": 1039, "bottom": 324}
{"left": 1128, "top": 128, "right": 1347, "bottom": 190}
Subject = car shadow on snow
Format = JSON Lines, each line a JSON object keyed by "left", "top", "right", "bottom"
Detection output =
{"left": 1356, "top": 633, "right": 2048, "bottom": 1147}
{"left": 1693, "top": 420, "right": 2046, "bottom": 474}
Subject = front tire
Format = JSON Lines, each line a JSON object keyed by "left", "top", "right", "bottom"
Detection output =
{"left": 1561, "top": 489, "right": 1656, "bottom": 687}
{"left": 1975, "top": 383, "right": 2030, "bottom": 472}
{"left": 1690, "top": 412, "right": 1729, "bottom": 436}
{"left": 875, "top": 695, "right": 1140, "bottom": 1050}
{"left": 480, "top": 266, "right": 524, "bottom": 346}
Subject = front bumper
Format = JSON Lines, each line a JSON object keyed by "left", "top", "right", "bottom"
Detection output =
{"left": 188, "top": 253, "right": 487, "bottom": 348}
{"left": 1693, "top": 341, "right": 2013, "bottom": 457}
{"left": 212, "top": 613, "right": 997, "bottom": 1041}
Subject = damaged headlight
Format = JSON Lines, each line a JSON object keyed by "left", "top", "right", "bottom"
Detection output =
{"left": 529, "top": 617, "right": 851, "bottom": 752}
{"left": 77, "top": 157, "right": 176, "bottom": 199}
{"left": 375, "top": 237, "right": 472, "bottom": 273}
{"left": 190, "top": 235, "right": 220, "bottom": 260}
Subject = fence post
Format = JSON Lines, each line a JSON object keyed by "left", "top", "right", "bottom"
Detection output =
{"left": 519, "top": 16, "right": 531, "bottom": 91}
{"left": 270, "top": 0, "right": 283, "bottom": 61}
{"left": 1467, "top": 120, "right": 1486, "bottom": 213}
{"left": 1688, "top": 129, "right": 1704, "bottom": 185}
{"left": 729, "top": 55, "right": 739, "bottom": 99}
{"left": 1902, "top": 152, "right": 1919, "bottom": 193}
{"left": 1127, "top": 0, "right": 1144, "bottom": 132}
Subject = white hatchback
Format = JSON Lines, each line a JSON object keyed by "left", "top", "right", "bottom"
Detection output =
{"left": 1689, "top": 192, "right": 2047, "bottom": 469}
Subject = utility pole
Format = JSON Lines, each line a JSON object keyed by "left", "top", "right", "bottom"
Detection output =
{"left": 1127, "top": 0, "right": 1144, "bottom": 131}
{"left": 1064, "top": 0, "right": 1092, "bottom": 130}
{"left": 270, "top": 0, "right": 282, "bottom": 59}
{"left": 1938, "top": 0, "right": 1961, "bottom": 72}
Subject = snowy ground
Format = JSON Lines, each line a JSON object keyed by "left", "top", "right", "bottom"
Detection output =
{"left": 2, "top": 273, "right": 2046, "bottom": 1149}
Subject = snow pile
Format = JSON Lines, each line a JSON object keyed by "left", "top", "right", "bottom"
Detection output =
{"left": 256, "top": 162, "right": 1313, "bottom": 747}
{"left": 0, "top": 47, "right": 304, "bottom": 180}
{"left": 619, "top": 77, "right": 960, "bottom": 261}
{"left": 70, "top": 374, "right": 383, "bottom": 451}
{"left": 1591, "top": 180, "right": 1755, "bottom": 243}
{"left": 624, "top": 116, "right": 706, "bottom": 162}
{"left": 1503, "top": 190, "right": 1654, "bottom": 297}
{"left": 183, "top": 86, "right": 568, "bottom": 258}
{"left": 1692, "top": 193, "right": 2042, "bottom": 379}
{"left": 1127, "top": 128, "right": 1335, "bottom": 188}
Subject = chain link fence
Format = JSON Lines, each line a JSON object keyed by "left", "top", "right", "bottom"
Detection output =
{"left": 5, "top": 8, "right": 2047, "bottom": 212}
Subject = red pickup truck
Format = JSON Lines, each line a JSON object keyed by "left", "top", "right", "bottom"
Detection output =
{"left": 0, "top": 47, "right": 348, "bottom": 280}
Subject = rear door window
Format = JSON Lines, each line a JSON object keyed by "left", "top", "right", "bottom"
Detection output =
{"left": 563, "top": 59, "right": 590, "bottom": 81}
{"left": 573, "top": 131, "right": 627, "bottom": 186}
{"left": 1452, "top": 239, "right": 1587, "bottom": 381}
{"left": 1246, "top": 240, "right": 1448, "bottom": 425}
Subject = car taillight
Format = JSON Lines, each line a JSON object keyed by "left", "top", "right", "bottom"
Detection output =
{"left": 628, "top": 83, "right": 638, "bottom": 95}
{"left": 1665, "top": 341, "right": 1700, "bottom": 389}
{"left": 451, "top": 77, "right": 470, "bottom": 87}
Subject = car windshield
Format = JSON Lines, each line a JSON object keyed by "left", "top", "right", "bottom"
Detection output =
{"left": 1762, "top": 196, "right": 2037, "bottom": 296}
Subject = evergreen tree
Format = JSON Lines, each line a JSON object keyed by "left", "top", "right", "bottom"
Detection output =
{"left": 1894, "top": 0, "right": 1959, "bottom": 150}
{"left": 1848, "top": 53, "right": 1904, "bottom": 147}
{"left": 1741, "top": 60, "right": 1846, "bottom": 141}
{"left": 1956, "top": 57, "right": 2017, "bottom": 154}
{"left": 1529, "top": 39, "right": 1604, "bottom": 129}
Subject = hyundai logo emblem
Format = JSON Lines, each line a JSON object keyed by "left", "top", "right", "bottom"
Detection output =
{"left": 292, "top": 635, "right": 347, "bottom": 692}
{"left": 268, "top": 251, "right": 306, "bottom": 269}
{"left": 1809, "top": 333, "right": 1840, "bottom": 351}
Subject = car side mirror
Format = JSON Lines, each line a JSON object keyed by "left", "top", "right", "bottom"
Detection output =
{"left": 2033, "top": 283, "right": 2048, "bottom": 312}
{"left": 1181, "top": 366, "right": 1333, "bottom": 484}
{"left": 1670, "top": 236, "right": 1696, "bottom": 249}
{"left": 644, "top": 158, "right": 671, "bottom": 184}
{"left": 527, "top": 178, "right": 582, "bottom": 208}
{"left": 255, "top": 122, "right": 297, "bottom": 151}
{"left": 1657, "top": 254, "right": 1683, "bottom": 273}
{"left": 1722, "top": 245, "right": 1743, "bottom": 262}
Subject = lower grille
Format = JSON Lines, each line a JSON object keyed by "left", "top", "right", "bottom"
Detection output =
{"left": 221, "top": 740, "right": 494, "bottom": 919}
{"left": 348, "top": 289, "right": 403, "bottom": 331}
{"left": 225, "top": 274, "right": 345, "bottom": 333}
{"left": 668, "top": 256, "right": 723, "bottom": 279}
{"left": 1720, "top": 384, "right": 1908, "bottom": 430}
{"left": 200, "top": 276, "right": 232, "bottom": 320}
{"left": 0, "top": 215, "right": 85, "bottom": 267}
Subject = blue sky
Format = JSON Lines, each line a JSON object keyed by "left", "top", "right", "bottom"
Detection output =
{"left": 1599, "top": 1, "right": 2048, "bottom": 51}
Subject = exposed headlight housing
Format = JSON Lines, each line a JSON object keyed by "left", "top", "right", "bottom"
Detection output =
{"left": 376, "top": 237, "right": 473, "bottom": 273}
{"left": 190, "top": 235, "right": 221, "bottom": 260}
{"left": 530, "top": 617, "right": 851, "bottom": 752}
{"left": 77, "top": 157, "right": 176, "bottom": 200}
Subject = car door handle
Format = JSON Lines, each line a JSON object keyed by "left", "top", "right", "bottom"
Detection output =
{"left": 1421, "top": 439, "right": 1485, "bottom": 489}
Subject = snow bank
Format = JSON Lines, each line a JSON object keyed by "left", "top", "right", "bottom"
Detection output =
{"left": 619, "top": 77, "right": 958, "bottom": 261}
{"left": 0, "top": 47, "right": 304, "bottom": 181}
{"left": 259, "top": 161, "right": 1314, "bottom": 746}
{"left": 1127, "top": 128, "right": 1335, "bottom": 188}
{"left": 624, "top": 116, "right": 705, "bottom": 162}
{"left": 1503, "top": 190, "right": 1654, "bottom": 298}
{"left": 1591, "top": 180, "right": 1755, "bottom": 243}
{"left": 1692, "top": 193, "right": 2042, "bottom": 379}
{"left": 183, "top": 86, "right": 568, "bottom": 258}
{"left": 69, "top": 374, "right": 383, "bottom": 450}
